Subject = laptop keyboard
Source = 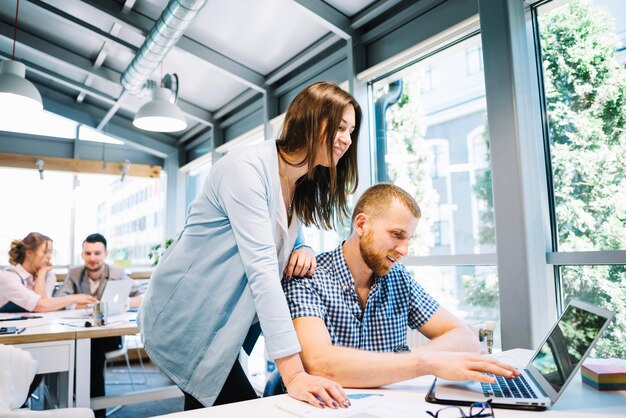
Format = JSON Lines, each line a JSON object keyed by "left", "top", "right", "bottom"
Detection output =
{"left": 481, "top": 373, "right": 538, "bottom": 399}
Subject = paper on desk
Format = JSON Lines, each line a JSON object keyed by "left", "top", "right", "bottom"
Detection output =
{"left": 274, "top": 393, "right": 411, "bottom": 418}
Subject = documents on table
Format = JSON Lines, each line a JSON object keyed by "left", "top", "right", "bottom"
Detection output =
{"left": 274, "top": 393, "right": 411, "bottom": 418}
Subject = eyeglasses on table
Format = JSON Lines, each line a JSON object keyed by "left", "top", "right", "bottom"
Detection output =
{"left": 426, "top": 400, "right": 494, "bottom": 418}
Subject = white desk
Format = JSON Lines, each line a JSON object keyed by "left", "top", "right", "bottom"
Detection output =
{"left": 0, "top": 313, "right": 76, "bottom": 408}
{"left": 155, "top": 349, "right": 626, "bottom": 418}
{"left": 0, "top": 311, "right": 182, "bottom": 410}
{"left": 72, "top": 312, "right": 183, "bottom": 410}
{"left": 64, "top": 312, "right": 183, "bottom": 410}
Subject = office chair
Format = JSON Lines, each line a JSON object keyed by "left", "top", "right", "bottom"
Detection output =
{"left": 263, "top": 370, "right": 286, "bottom": 397}
{"left": 104, "top": 335, "right": 148, "bottom": 389}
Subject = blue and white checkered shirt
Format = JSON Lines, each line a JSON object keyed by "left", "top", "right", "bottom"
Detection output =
{"left": 282, "top": 245, "right": 440, "bottom": 352}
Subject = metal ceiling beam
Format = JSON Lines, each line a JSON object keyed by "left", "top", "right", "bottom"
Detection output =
{"left": 122, "top": 0, "right": 138, "bottom": 14}
{"left": 0, "top": 30, "right": 213, "bottom": 129}
{"left": 176, "top": 37, "right": 265, "bottom": 92}
{"left": 26, "top": 0, "right": 138, "bottom": 52}
{"left": 273, "top": 47, "right": 346, "bottom": 97}
{"left": 291, "top": 0, "right": 354, "bottom": 40}
{"left": 23, "top": 1, "right": 215, "bottom": 129}
{"left": 184, "top": 128, "right": 212, "bottom": 151}
{"left": 0, "top": 24, "right": 122, "bottom": 92}
{"left": 45, "top": 103, "right": 175, "bottom": 159}
{"left": 360, "top": 0, "right": 447, "bottom": 44}
{"left": 213, "top": 89, "right": 260, "bottom": 120}
{"left": 350, "top": 0, "right": 404, "bottom": 29}
{"left": 177, "top": 123, "right": 206, "bottom": 144}
{"left": 219, "top": 100, "right": 262, "bottom": 129}
{"left": 121, "top": 0, "right": 209, "bottom": 94}
{"left": 78, "top": 0, "right": 266, "bottom": 92}
{"left": 0, "top": 52, "right": 118, "bottom": 106}
{"left": 265, "top": 33, "right": 340, "bottom": 86}
{"left": 77, "top": 23, "right": 123, "bottom": 103}
{"left": 28, "top": 81, "right": 177, "bottom": 158}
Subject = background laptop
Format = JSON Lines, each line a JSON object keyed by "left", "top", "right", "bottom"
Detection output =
{"left": 100, "top": 279, "right": 133, "bottom": 316}
{"left": 427, "top": 300, "right": 614, "bottom": 411}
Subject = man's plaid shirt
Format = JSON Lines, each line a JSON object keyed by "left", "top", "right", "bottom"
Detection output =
{"left": 282, "top": 245, "right": 440, "bottom": 352}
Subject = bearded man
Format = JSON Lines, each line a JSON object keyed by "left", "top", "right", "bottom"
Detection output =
{"left": 57, "top": 233, "right": 141, "bottom": 417}
{"left": 282, "top": 184, "right": 516, "bottom": 388}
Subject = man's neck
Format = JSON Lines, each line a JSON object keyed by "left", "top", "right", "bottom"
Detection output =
{"left": 341, "top": 236, "right": 374, "bottom": 290}
{"left": 86, "top": 266, "right": 104, "bottom": 282}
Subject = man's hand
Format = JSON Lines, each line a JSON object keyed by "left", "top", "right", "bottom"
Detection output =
{"left": 284, "top": 246, "right": 316, "bottom": 278}
{"left": 421, "top": 352, "right": 519, "bottom": 383}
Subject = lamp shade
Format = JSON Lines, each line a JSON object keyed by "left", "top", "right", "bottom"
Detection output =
{"left": 133, "top": 87, "right": 187, "bottom": 132}
{"left": 0, "top": 60, "right": 43, "bottom": 114}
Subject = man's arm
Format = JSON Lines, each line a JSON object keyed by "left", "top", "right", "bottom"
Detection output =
{"left": 294, "top": 316, "right": 516, "bottom": 388}
{"left": 416, "top": 306, "right": 481, "bottom": 353}
{"left": 55, "top": 271, "right": 78, "bottom": 297}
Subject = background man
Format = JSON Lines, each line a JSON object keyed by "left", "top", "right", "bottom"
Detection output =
{"left": 283, "top": 184, "right": 516, "bottom": 388}
{"left": 57, "top": 233, "right": 142, "bottom": 417}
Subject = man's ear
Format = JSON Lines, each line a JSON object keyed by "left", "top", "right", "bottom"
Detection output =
{"left": 353, "top": 213, "right": 367, "bottom": 237}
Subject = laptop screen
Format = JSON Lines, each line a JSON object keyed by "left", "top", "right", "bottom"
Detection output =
{"left": 529, "top": 304, "right": 610, "bottom": 393}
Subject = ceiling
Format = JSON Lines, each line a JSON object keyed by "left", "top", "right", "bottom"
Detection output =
{"left": 0, "top": 0, "right": 431, "bottom": 165}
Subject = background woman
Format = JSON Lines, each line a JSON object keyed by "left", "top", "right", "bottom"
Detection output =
{"left": 0, "top": 232, "right": 96, "bottom": 312}
{"left": 140, "top": 81, "right": 361, "bottom": 409}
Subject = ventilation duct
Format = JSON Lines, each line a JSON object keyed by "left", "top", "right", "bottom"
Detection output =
{"left": 121, "top": 0, "right": 207, "bottom": 95}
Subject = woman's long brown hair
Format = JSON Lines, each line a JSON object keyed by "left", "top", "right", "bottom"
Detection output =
{"left": 276, "top": 81, "right": 361, "bottom": 230}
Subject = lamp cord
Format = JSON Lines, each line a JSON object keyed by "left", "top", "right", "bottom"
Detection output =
{"left": 12, "top": 0, "right": 20, "bottom": 61}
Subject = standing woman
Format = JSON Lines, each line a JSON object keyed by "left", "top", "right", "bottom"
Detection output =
{"left": 0, "top": 232, "right": 96, "bottom": 312}
{"left": 140, "top": 82, "right": 361, "bottom": 409}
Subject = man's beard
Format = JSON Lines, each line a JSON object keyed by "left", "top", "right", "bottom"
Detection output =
{"left": 85, "top": 263, "right": 103, "bottom": 273}
{"left": 359, "top": 230, "right": 400, "bottom": 277}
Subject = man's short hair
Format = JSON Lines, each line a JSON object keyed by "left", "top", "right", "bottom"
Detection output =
{"left": 83, "top": 233, "right": 107, "bottom": 249}
{"left": 351, "top": 184, "right": 421, "bottom": 225}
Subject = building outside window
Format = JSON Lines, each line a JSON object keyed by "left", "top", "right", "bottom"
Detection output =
{"left": 466, "top": 45, "right": 483, "bottom": 75}
{"left": 372, "top": 33, "right": 500, "bottom": 348}
{"left": 87, "top": 174, "right": 165, "bottom": 267}
{"left": 0, "top": 168, "right": 166, "bottom": 270}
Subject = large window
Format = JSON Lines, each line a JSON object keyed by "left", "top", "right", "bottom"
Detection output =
{"left": 371, "top": 33, "right": 500, "bottom": 347}
{"left": 535, "top": 0, "right": 626, "bottom": 358}
{"left": 0, "top": 168, "right": 165, "bottom": 269}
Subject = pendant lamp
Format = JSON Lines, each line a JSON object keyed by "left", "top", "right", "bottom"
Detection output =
{"left": 133, "top": 86, "right": 187, "bottom": 133}
{"left": 0, "top": 0, "right": 43, "bottom": 115}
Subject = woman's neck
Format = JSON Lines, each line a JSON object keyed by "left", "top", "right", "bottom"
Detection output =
{"left": 21, "top": 259, "right": 37, "bottom": 276}
{"left": 279, "top": 150, "right": 309, "bottom": 186}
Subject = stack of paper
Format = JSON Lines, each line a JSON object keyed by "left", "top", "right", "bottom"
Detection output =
{"left": 581, "top": 363, "right": 626, "bottom": 391}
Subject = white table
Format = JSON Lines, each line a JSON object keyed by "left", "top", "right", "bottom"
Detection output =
{"left": 0, "top": 312, "right": 77, "bottom": 408}
{"left": 69, "top": 312, "right": 183, "bottom": 410}
{"left": 155, "top": 349, "right": 626, "bottom": 417}
{"left": 0, "top": 311, "right": 182, "bottom": 410}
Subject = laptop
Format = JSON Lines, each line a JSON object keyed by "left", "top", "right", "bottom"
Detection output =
{"left": 426, "top": 300, "right": 614, "bottom": 411}
{"left": 100, "top": 279, "right": 133, "bottom": 316}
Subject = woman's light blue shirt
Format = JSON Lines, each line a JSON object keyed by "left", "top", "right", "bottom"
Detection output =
{"left": 139, "top": 140, "right": 303, "bottom": 406}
